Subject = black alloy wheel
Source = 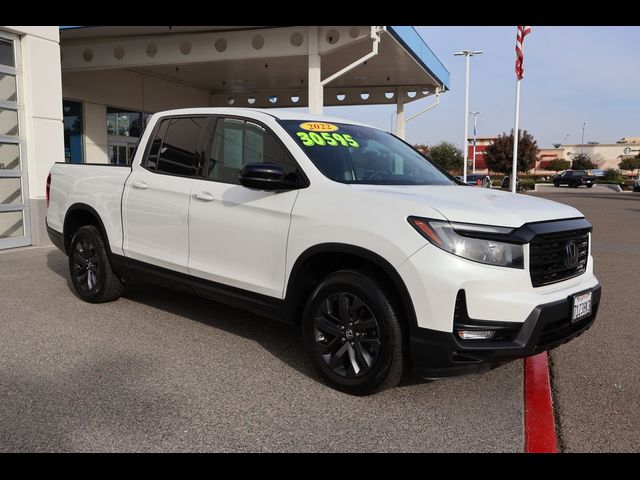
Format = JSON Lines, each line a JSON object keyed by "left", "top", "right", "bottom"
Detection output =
{"left": 302, "top": 270, "right": 406, "bottom": 395}
{"left": 68, "top": 225, "right": 124, "bottom": 303}
{"left": 313, "top": 292, "right": 381, "bottom": 378}
{"left": 72, "top": 238, "right": 101, "bottom": 294}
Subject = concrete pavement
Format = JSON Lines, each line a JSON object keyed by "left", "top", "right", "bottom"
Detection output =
{"left": 529, "top": 188, "right": 640, "bottom": 452}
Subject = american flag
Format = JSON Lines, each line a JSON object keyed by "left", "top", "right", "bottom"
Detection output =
{"left": 515, "top": 26, "right": 532, "bottom": 80}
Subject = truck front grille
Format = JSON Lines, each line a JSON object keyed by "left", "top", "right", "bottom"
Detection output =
{"left": 529, "top": 228, "right": 589, "bottom": 287}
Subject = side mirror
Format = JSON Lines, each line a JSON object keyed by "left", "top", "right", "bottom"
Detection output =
{"left": 239, "top": 163, "right": 300, "bottom": 191}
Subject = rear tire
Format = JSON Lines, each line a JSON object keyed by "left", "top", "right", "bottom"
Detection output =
{"left": 68, "top": 225, "right": 124, "bottom": 303}
{"left": 302, "top": 270, "right": 406, "bottom": 395}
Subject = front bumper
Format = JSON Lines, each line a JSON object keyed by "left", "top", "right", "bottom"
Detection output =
{"left": 410, "top": 284, "right": 601, "bottom": 378}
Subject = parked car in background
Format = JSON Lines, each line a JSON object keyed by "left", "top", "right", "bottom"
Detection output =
{"left": 468, "top": 174, "right": 492, "bottom": 188}
{"left": 500, "top": 175, "right": 520, "bottom": 190}
{"left": 455, "top": 174, "right": 491, "bottom": 188}
{"left": 633, "top": 175, "right": 640, "bottom": 192}
{"left": 553, "top": 170, "right": 596, "bottom": 188}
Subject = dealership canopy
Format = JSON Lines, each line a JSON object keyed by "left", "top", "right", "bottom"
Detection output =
{"left": 59, "top": 26, "right": 450, "bottom": 123}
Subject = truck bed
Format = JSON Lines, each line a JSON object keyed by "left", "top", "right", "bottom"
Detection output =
{"left": 46, "top": 163, "right": 132, "bottom": 255}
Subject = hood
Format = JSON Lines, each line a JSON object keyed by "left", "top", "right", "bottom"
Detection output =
{"left": 349, "top": 185, "right": 583, "bottom": 228}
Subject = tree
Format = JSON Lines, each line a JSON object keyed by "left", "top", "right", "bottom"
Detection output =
{"left": 413, "top": 143, "right": 429, "bottom": 156}
{"left": 547, "top": 158, "right": 571, "bottom": 172}
{"left": 571, "top": 153, "right": 595, "bottom": 170}
{"left": 426, "top": 141, "right": 463, "bottom": 172}
{"left": 484, "top": 130, "right": 539, "bottom": 174}
{"left": 619, "top": 156, "right": 640, "bottom": 174}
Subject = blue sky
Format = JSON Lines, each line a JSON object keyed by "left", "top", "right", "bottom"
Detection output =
{"left": 324, "top": 26, "right": 640, "bottom": 149}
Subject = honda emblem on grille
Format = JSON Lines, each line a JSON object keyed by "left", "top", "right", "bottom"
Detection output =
{"left": 564, "top": 241, "right": 580, "bottom": 268}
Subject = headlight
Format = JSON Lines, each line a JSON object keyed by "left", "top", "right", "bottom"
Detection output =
{"left": 408, "top": 217, "right": 524, "bottom": 268}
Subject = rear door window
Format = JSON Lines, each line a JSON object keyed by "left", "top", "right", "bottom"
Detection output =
{"left": 146, "top": 117, "right": 207, "bottom": 177}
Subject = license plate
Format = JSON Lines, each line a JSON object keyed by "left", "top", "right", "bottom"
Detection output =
{"left": 571, "top": 291, "right": 592, "bottom": 322}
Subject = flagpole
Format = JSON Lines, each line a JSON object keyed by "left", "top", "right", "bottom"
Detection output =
{"left": 463, "top": 53, "right": 470, "bottom": 183}
{"left": 471, "top": 112, "right": 479, "bottom": 173}
{"left": 512, "top": 79, "right": 521, "bottom": 193}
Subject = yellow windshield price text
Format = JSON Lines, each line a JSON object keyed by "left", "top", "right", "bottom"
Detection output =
{"left": 296, "top": 132, "right": 360, "bottom": 148}
{"left": 299, "top": 122, "right": 339, "bottom": 132}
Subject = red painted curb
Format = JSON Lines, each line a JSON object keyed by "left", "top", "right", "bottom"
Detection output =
{"left": 524, "top": 352, "right": 559, "bottom": 453}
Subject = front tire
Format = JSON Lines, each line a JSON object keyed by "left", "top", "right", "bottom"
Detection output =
{"left": 302, "top": 270, "right": 406, "bottom": 395}
{"left": 68, "top": 225, "right": 124, "bottom": 303}
{"left": 587, "top": 184, "right": 593, "bottom": 188}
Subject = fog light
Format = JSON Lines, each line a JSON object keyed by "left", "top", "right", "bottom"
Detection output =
{"left": 457, "top": 330, "right": 496, "bottom": 340}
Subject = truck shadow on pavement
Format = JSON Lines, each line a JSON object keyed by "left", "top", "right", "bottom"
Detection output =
{"left": 45, "top": 250, "right": 428, "bottom": 391}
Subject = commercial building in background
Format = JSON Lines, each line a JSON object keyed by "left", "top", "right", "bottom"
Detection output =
{"left": 465, "top": 137, "right": 640, "bottom": 175}
{"left": 466, "top": 136, "right": 496, "bottom": 172}
{"left": 0, "top": 25, "right": 450, "bottom": 251}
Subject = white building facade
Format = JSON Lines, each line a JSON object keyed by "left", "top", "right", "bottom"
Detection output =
{"left": 1, "top": 27, "right": 63, "bottom": 249}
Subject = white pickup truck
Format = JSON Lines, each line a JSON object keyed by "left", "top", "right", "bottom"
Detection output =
{"left": 46, "top": 108, "right": 601, "bottom": 394}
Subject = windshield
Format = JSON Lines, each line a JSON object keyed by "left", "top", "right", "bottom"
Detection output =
{"left": 280, "top": 120, "right": 455, "bottom": 186}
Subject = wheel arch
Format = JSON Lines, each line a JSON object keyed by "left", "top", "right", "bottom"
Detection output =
{"left": 283, "top": 243, "right": 418, "bottom": 331}
{"left": 63, "top": 203, "right": 111, "bottom": 255}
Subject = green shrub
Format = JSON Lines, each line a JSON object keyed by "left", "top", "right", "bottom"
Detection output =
{"left": 602, "top": 168, "right": 622, "bottom": 182}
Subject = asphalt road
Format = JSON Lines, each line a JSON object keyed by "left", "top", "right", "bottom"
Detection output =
{"left": 0, "top": 246, "right": 523, "bottom": 452}
{"left": 530, "top": 186, "right": 640, "bottom": 452}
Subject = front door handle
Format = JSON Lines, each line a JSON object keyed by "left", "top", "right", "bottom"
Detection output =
{"left": 131, "top": 181, "right": 148, "bottom": 190}
{"left": 193, "top": 191, "right": 215, "bottom": 202}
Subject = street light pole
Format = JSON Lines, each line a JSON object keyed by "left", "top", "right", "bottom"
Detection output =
{"left": 581, "top": 122, "right": 586, "bottom": 155}
{"left": 454, "top": 50, "right": 483, "bottom": 183}
{"left": 470, "top": 111, "right": 480, "bottom": 173}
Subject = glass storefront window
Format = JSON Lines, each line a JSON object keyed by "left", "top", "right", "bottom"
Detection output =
{"left": 0, "top": 33, "right": 28, "bottom": 249}
{"left": 107, "top": 107, "right": 151, "bottom": 165}
{"left": 0, "top": 210, "right": 23, "bottom": 239}
{"left": 107, "top": 108, "right": 142, "bottom": 137}
{"left": 0, "top": 108, "right": 18, "bottom": 136}
{"left": 63, "top": 100, "right": 83, "bottom": 163}
{"left": 0, "top": 177, "right": 22, "bottom": 204}
{"left": 0, "top": 38, "right": 15, "bottom": 67}
{"left": 0, "top": 143, "right": 20, "bottom": 170}
{"left": 0, "top": 73, "right": 17, "bottom": 102}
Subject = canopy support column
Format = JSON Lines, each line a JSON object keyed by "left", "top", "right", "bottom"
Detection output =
{"left": 395, "top": 99, "right": 405, "bottom": 139}
{"left": 308, "top": 26, "right": 323, "bottom": 115}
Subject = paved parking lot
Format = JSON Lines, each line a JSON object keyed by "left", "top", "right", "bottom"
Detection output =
{"left": 0, "top": 246, "right": 523, "bottom": 452}
{"left": 530, "top": 186, "right": 640, "bottom": 452}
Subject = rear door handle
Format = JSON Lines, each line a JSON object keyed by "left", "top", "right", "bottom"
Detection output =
{"left": 193, "top": 191, "right": 215, "bottom": 202}
{"left": 131, "top": 181, "right": 148, "bottom": 190}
